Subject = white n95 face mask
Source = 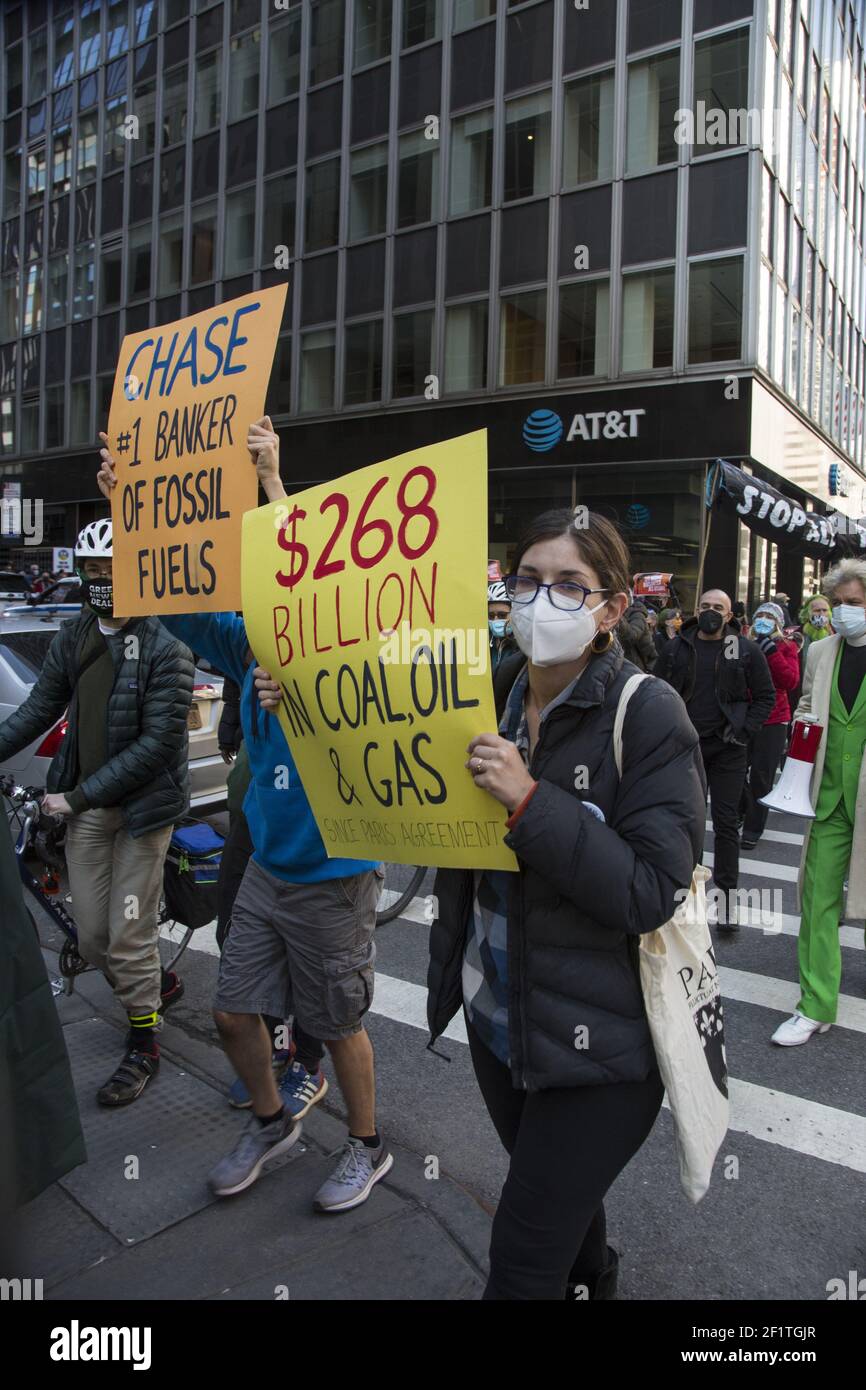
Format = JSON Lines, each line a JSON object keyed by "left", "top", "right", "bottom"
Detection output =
{"left": 832, "top": 604, "right": 866, "bottom": 641}
{"left": 509, "top": 589, "right": 606, "bottom": 667}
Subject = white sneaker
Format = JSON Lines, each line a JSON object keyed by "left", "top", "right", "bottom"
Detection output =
{"left": 771, "top": 1013, "right": 831, "bottom": 1047}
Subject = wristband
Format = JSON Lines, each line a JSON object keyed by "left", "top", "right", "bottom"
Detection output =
{"left": 506, "top": 780, "right": 539, "bottom": 830}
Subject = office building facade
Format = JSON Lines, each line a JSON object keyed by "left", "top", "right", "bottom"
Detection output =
{"left": 2, "top": 0, "right": 866, "bottom": 608}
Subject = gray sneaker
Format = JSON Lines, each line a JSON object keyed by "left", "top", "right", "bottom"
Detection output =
{"left": 209, "top": 1109, "right": 302, "bottom": 1198}
{"left": 313, "top": 1135, "right": 394, "bottom": 1213}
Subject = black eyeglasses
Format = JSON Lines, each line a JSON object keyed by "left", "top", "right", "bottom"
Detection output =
{"left": 504, "top": 574, "right": 610, "bottom": 612}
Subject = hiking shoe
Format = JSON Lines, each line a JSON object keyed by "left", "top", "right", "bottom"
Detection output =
{"left": 158, "top": 970, "right": 185, "bottom": 1013}
{"left": 313, "top": 1135, "right": 393, "bottom": 1213}
{"left": 228, "top": 1047, "right": 293, "bottom": 1109}
{"left": 278, "top": 1061, "right": 328, "bottom": 1121}
{"left": 209, "top": 1110, "right": 301, "bottom": 1197}
{"left": 97, "top": 1048, "right": 159, "bottom": 1107}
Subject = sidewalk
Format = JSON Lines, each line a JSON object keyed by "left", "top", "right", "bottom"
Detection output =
{"left": 11, "top": 952, "right": 491, "bottom": 1301}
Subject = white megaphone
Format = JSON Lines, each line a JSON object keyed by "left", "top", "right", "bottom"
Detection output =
{"left": 759, "top": 715, "right": 823, "bottom": 819}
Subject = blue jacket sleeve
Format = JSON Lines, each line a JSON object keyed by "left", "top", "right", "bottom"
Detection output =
{"left": 159, "top": 613, "right": 249, "bottom": 688}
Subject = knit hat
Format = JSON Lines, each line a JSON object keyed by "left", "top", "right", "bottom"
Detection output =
{"left": 753, "top": 601, "right": 785, "bottom": 628}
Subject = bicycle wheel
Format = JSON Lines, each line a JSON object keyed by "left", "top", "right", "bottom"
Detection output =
{"left": 376, "top": 864, "right": 426, "bottom": 926}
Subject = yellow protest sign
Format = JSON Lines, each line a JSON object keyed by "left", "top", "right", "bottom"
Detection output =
{"left": 108, "top": 285, "right": 287, "bottom": 616}
{"left": 242, "top": 431, "right": 517, "bottom": 871}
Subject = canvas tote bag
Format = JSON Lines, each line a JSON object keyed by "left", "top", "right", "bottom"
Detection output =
{"left": 613, "top": 672, "right": 729, "bottom": 1203}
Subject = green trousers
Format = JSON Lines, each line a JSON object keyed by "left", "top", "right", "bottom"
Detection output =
{"left": 798, "top": 800, "right": 854, "bottom": 1023}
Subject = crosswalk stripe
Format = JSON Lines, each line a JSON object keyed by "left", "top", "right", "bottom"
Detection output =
{"left": 705, "top": 821, "right": 804, "bottom": 846}
{"left": 369, "top": 971, "right": 866, "bottom": 1174}
{"left": 719, "top": 966, "right": 866, "bottom": 1035}
{"left": 703, "top": 850, "right": 798, "bottom": 882}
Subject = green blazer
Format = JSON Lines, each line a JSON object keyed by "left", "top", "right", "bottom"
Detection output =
{"left": 815, "top": 645, "right": 866, "bottom": 821}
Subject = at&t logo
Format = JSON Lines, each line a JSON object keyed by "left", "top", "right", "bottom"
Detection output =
{"left": 522, "top": 407, "right": 646, "bottom": 453}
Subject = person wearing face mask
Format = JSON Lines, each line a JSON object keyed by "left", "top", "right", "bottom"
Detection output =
{"left": 487, "top": 580, "right": 518, "bottom": 672}
{"left": 427, "top": 509, "right": 706, "bottom": 1301}
{"left": 798, "top": 593, "right": 834, "bottom": 654}
{"left": 739, "top": 603, "right": 801, "bottom": 851}
{"left": 653, "top": 606, "right": 683, "bottom": 659}
{"left": 655, "top": 590, "right": 775, "bottom": 928}
{"left": 772, "top": 558, "right": 866, "bottom": 1046}
{"left": 0, "top": 518, "right": 194, "bottom": 1104}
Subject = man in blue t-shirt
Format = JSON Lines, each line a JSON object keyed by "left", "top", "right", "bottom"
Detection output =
{"left": 97, "top": 421, "right": 392, "bottom": 1214}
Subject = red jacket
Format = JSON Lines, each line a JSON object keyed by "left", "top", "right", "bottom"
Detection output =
{"left": 762, "top": 638, "right": 800, "bottom": 725}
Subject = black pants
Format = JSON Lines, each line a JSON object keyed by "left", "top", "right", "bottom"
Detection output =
{"left": 216, "top": 806, "right": 323, "bottom": 1074}
{"left": 700, "top": 734, "right": 748, "bottom": 896}
{"left": 741, "top": 723, "right": 788, "bottom": 839}
{"left": 466, "top": 1017, "right": 664, "bottom": 1300}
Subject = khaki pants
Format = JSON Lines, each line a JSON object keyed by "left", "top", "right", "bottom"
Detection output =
{"left": 64, "top": 807, "right": 172, "bottom": 1018}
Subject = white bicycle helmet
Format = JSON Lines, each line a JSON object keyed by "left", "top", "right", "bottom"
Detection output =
{"left": 75, "top": 517, "right": 113, "bottom": 558}
{"left": 488, "top": 580, "right": 509, "bottom": 604}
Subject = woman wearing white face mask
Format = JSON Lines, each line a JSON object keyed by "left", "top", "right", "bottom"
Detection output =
{"left": 427, "top": 509, "right": 707, "bottom": 1300}
{"left": 739, "top": 603, "right": 801, "bottom": 851}
{"left": 773, "top": 557, "right": 866, "bottom": 1047}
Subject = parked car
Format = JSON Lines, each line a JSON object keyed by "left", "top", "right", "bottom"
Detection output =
{"left": 0, "top": 608, "right": 228, "bottom": 810}
{"left": 25, "top": 575, "right": 83, "bottom": 609}
{"left": 0, "top": 572, "right": 32, "bottom": 603}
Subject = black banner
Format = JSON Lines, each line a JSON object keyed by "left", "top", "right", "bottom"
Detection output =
{"left": 706, "top": 459, "right": 866, "bottom": 561}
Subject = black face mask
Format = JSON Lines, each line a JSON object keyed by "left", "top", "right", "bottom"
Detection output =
{"left": 697, "top": 609, "right": 724, "bottom": 635}
{"left": 79, "top": 572, "right": 114, "bottom": 615}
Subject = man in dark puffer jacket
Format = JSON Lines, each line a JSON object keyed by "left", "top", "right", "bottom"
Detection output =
{"left": 0, "top": 519, "right": 193, "bottom": 1106}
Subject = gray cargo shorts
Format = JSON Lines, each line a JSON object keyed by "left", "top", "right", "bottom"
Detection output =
{"left": 214, "top": 857, "right": 383, "bottom": 1040}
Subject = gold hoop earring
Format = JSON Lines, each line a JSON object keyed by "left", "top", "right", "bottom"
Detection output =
{"left": 591, "top": 628, "right": 614, "bottom": 654}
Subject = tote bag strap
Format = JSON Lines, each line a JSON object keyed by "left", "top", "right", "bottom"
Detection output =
{"left": 612, "top": 672, "right": 651, "bottom": 779}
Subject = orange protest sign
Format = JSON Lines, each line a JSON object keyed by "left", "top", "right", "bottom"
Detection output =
{"left": 107, "top": 285, "right": 287, "bottom": 616}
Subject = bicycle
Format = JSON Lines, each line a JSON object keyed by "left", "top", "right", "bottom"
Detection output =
{"left": 375, "top": 862, "right": 427, "bottom": 925}
{"left": 1, "top": 774, "right": 198, "bottom": 996}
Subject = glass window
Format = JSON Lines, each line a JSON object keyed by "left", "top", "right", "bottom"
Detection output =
{"left": 350, "top": 142, "right": 388, "bottom": 239}
{"left": 355, "top": 1, "right": 392, "bottom": 67}
{"left": 100, "top": 247, "right": 122, "bottom": 310}
{"left": 162, "top": 67, "right": 188, "bottom": 147}
{"left": 455, "top": 0, "right": 495, "bottom": 31}
{"left": 54, "top": 11, "right": 76, "bottom": 88}
{"left": 29, "top": 27, "right": 48, "bottom": 104}
{"left": 563, "top": 70, "right": 614, "bottom": 188}
{"left": 127, "top": 223, "right": 151, "bottom": 300}
{"left": 626, "top": 51, "right": 680, "bottom": 175}
{"left": 693, "top": 28, "right": 750, "bottom": 152}
{"left": 158, "top": 213, "right": 184, "bottom": 294}
{"left": 404, "top": 0, "right": 440, "bottom": 48}
{"left": 621, "top": 268, "right": 675, "bottom": 371}
{"left": 70, "top": 380, "right": 91, "bottom": 444}
{"left": 73, "top": 243, "right": 95, "bottom": 320}
{"left": 445, "top": 300, "right": 488, "bottom": 393}
{"left": 504, "top": 92, "right": 551, "bottom": 203}
{"left": 393, "top": 308, "right": 433, "bottom": 397}
{"left": 398, "top": 128, "right": 440, "bottom": 228}
{"left": 23, "top": 263, "right": 43, "bottom": 334}
{"left": 224, "top": 187, "right": 256, "bottom": 275}
{"left": 47, "top": 254, "right": 68, "bottom": 325}
{"left": 344, "top": 319, "right": 383, "bottom": 403}
{"left": 270, "top": 14, "right": 302, "bottom": 103}
{"left": 229, "top": 29, "right": 261, "bottom": 120}
{"left": 191, "top": 200, "right": 217, "bottom": 284}
{"left": 450, "top": 108, "right": 494, "bottom": 215}
{"left": 133, "top": 79, "right": 157, "bottom": 155}
{"left": 1, "top": 273, "right": 20, "bottom": 340}
{"left": 499, "top": 289, "right": 546, "bottom": 386}
{"left": 46, "top": 384, "right": 64, "bottom": 447}
{"left": 310, "top": 1, "right": 345, "bottom": 85}
{"left": 262, "top": 175, "right": 296, "bottom": 267}
{"left": 558, "top": 279, "right": 610, "bottom": 378}
{"left": 20, "top": 398, "right": 38, "bottom": 451}
{"left": 80, "top": 0, "right": 102, "bottom": 75}
{"left": 52, "top": 127, "right": 72, "bottom": 193}
{"left": 5, "top": 46, "right": 23, "bottom": 116}
{"left": 3, "top": 153, "right": 21, "bottom": 218}
{"left": 107, "top": 0, "right": 130, "bottom": 59}
{"left": 195, "top": 50, "right": 222, "bottom": 135}
{"left": 687, "top": 256, "right": 743, "bottom": 363}
{"left": 300, "top": 327, "right": 336, "bottom": 411}
{"left": 76, "top": 113, "right": 98, "bottom": 185}
{"left": 305, "top": 157, "right": 340, "bottom": 251}
{"left": 104, "top": 97, "right": 127, "bottom": 172}
{"left": 269, "top": 332, "right": 292, "bottom": 414}
{"left": 0, "top": 396, "right": 15, "bottom": 454}
{"left": 27, "top": 148, "right": 47, "bottom": 203}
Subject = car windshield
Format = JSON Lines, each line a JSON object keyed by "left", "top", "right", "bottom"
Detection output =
{"left": 0, "top": 630, "right": 56, "bottom": 683}
{"left": 0, "top": 574, "right": 30, "bottom": 595}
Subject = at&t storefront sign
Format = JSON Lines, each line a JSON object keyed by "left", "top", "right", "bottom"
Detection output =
{"left": 523, "top": 406, "right": 647, "bottom": 453}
